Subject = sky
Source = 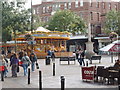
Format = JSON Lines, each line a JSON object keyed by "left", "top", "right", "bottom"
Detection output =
{"left": 25, "top": 0, "right": 120, "bottom": 9}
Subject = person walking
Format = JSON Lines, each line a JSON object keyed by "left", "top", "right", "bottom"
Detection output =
{"left": 10, "top": 53, "right": 19, "bottom": 77}
{"left": 18, "top": 50, "right": 24, "bottom": 60}
{"left": 79, "top": 50, "right": 85, "bottom": 66}
{"left": 21, "top": 52, "right": 31, "bottom": 76}
{"left": 30, "top": 51, "right": 37, "bottom": 72}
{"left": 0, "top": 55, "right": 8, "bottom": 77}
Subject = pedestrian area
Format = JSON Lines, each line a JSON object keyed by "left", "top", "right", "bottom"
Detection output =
{"left": 0, "top": 55, "right": 118, "bottom": 89}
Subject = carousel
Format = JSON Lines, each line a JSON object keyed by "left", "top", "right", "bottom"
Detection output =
{"left": 14, "top": 27, "right": 72, "bottom": 58}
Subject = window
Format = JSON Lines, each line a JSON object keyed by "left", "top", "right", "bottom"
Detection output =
{"left": 96, "top": 2, "right": 99, "bottom": 8}
{"left": 33, "top": 9, "right": 36, "bottom": 14}
{"left": 68, "top": 2, "right": 71, "bottom": 9}
{"left": 90, "top": 12, "right": 93, "bottom": 20}
{"left": 90, "top": 0, "right": 92, "bottom": 7}
{"left": 80, "top": 0, "right": 83, "bottom": 7}
{"left": 115, "top": 4, "right": 117, "bottom": 11}
{"left": 43, "top": 7, "right": 45, "bottom": 13}
{"left": 75, "top": 0, "right": 79, "bottom": 7}
{"left": 102, "top": 2, "right": 105, "bottom": 9}
{"left": 109, "top": 3, "right": 111, "bottom": 10}
{"left": 37, "top": 7, "right": 39, "bottom": 14}
{"left": 64, "top": 3, "right": 67, "bottom": 9}
{"left": 46, "top": 6, "right": 49, "bottom": 13}
{"left": 97, "top": 13, "right": 99, "bottom": 21}
{"left": 52, "top": 5, "right": 55, "bottom": 11}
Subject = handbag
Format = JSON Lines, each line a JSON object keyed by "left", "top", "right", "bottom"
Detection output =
{"left": 17, "top": 66, "right": 19, "bottom": 72}
{"left": 19, "top": 61, "right": 23, "bottom": 66}
{"left": 36, "top": 62, "right": 39, "bottom": 69}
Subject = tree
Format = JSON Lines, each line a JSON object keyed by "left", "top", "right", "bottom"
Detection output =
{"left": 2, "top": 1, "right": 31, "bottom": 43}
{"left": 104, "top": 10, "right": 120, "bottom": 35}
{"left": 46, "top": 10, "right": 86, "bottom": 35}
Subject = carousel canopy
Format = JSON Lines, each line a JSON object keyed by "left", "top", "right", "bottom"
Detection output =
{"left": 35, "top": 27, "right": 50, "bottom": 32}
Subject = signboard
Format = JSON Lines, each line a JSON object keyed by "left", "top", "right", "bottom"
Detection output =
{"left": 81, "top": 66, "right": 95, "bottom": 81}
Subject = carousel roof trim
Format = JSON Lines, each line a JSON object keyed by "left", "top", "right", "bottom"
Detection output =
{"left": 70, "top": 35, "right": 88, "bottom": 40}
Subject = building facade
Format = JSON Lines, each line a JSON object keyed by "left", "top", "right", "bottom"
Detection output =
{"left": 32, "top": 0, "right": 119, "bottom": 36}
{"left": 32, "top": 0, "right": 119, "bottom": 53}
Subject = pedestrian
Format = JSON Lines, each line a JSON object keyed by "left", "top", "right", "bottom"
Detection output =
{"left": 51, "top": 50, "right": 55, "bottom": 62}
{"left": 80, "top": 50, "right": 85, "bottom": 66}
{"left": 78, "top": 50, "right": 85, "bottom": 66}
{"left": 21, "top": 52, "right": 31, "bottom": 76}
{"left": 18, "top": 50, "right": 24, "bottom": 60}
{"left": 30, "top": 51, "right": 37, "bottom": 72}
{"left": 47, "top": 48, "right": 52, "bottom": 57}
{"left": 1, "top": 55, "right": 8, "bottom": 77}
{"left": 10, "top": 53, "right": 19, "bottom": 77}
{"left": 75, "top": 49, "right": 79, "bottom": 60}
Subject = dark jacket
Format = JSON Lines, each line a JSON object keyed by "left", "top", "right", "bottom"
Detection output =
{"left": 30, "top": 53, "right": 37, "bottom": 62}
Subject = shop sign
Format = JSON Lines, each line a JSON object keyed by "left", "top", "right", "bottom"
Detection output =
{"left": 81, "top": 66, "right": 95, "bottom": 81}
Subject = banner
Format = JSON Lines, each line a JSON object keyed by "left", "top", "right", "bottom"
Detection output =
{"left": 81, "top": 66, "right": 95, "bottom": 80}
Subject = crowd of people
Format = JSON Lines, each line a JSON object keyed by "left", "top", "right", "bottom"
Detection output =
{"left": 0, "top": 50, "right": 38, "bottom": 78}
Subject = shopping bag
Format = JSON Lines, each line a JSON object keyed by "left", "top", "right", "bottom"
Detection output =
{"left": 36, "top": 62, "right": 39, "bottom": 69}
{"left": 17, "top": 66, "right": 19, "bottom": 72}
{"left": 19, "top": 61, "right": 23, "bottom": 66}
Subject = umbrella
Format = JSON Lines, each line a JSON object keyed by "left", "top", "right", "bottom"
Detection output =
{"left": 99, "top": 40, "right": 120, "bottom": 52}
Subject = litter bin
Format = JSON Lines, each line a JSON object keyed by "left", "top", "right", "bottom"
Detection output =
{"left": 45, "top": 56, "right": 51, "bottom": 65}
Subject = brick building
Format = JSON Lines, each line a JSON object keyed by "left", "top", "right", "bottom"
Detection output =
{"left": 32, "top": 0, "right": 119, "bottom": 36}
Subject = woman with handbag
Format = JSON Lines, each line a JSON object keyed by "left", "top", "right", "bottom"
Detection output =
{"left": 21, "top": 52, "right": 31, "bottom": 76}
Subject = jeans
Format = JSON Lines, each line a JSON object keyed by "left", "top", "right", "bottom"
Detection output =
{"left": 31, "top": 62, "right": 35, "bottom": 71}
{"left": 12, "top": 64, "right": 18, "bottom": 77}
{"left": 22, "top": 64, "right": 28, "bottom": 76}
{"left": 78, "top": 58, "right": 85, "bottom": 66}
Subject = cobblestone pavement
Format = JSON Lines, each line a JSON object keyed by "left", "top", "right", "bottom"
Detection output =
{"left": 0, "top": 55, "right": 119, "bottom": 89}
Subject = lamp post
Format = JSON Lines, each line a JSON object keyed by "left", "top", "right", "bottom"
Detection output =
{"left": 109, "top": 35, "right": 113, "bottom": 63}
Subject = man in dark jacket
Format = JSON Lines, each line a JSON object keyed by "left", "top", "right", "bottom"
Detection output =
{"left": 30, "top": 51, "right": 37, "bottom": 72}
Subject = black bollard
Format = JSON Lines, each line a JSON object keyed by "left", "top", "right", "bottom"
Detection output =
{"left": 1, "top": 71, "right": 4, "bottom": 81}
{"left": 53, "top": 63, "right": 55, "bottom": 76}
{"left": 61, "top": 76, "right": 65, "bottom": 90}
{"left": 28, "top": 68, "right": 30, "bottom": 84}
{"left": 39, "top": 71, "right": 42, "bottom": 90}
{"left": 118, "top": 70, "right": 120, "bottom": 90}
{"left": 86, "top": 61, "right": 88, "bottom": 67}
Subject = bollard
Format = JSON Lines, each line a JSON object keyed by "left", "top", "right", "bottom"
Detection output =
{"left": 39, "top": 71, "right": 42, "bottom": 90}
{"left": 53, "top": 63, "right": 55, "bottom": 76}
{"left": 86, "top": 61, "right": 88, "bottom": 67}
{"left": 28, "top": 68, "right": 30, "bottom": 84}
{"left": 1, "top": 71, "right": 4, "bottom": 81}
{"left": 61, "top": 76, "right": 65, "bottom": 90}
{"left": 118, "top": 70, "right": 120, "bottom": 90}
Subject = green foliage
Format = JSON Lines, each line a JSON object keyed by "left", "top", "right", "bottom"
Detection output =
{"left": 32, "top": 15, "right": 44, "bottom": 30}
{"left": 46, "top": 10, "right": 86, "bottom": 35}
{"left": 2, "top": 1, "right": 42, "bottom": 43}
{"left": 104, "top": 10, "right": 120, "bottom": 35}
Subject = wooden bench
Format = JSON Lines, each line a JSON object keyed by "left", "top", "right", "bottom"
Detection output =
{"left": 60, "top": 57, "right": 75, "bottom": 65}
{"left": 90, "top": 56, "right": 101, "bottom": 64}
